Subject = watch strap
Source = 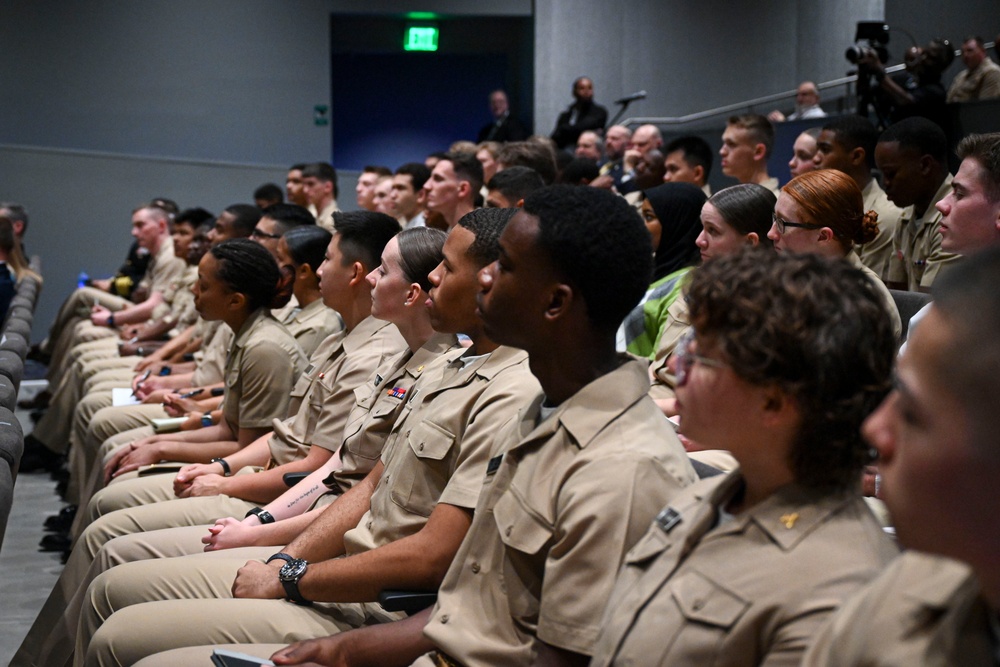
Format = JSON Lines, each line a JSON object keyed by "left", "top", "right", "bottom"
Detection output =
{"left": 210, "top": 457, "right": 231, "bottom": 476}
{"left": 246, "top": 507, "right": 275, "bottom": 524}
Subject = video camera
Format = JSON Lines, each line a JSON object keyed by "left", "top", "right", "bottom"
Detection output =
{"left": 846, "top": 21, "right": 889, "bottom": 64}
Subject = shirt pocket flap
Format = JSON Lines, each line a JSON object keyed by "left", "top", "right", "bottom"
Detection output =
{"left": 672, "top": 571, "right": 749, "bottom": 628}
{"left": 494, "top": 490, "right": 553, "bottom": 555}
{"left": 290, "top": 372, "right": 312, "bottom": 399}
{"left": 406, "top": 420, "right": 454, "bottom": 461}
{"left": 353, "top": 384, "right": 375, "bottom": 410}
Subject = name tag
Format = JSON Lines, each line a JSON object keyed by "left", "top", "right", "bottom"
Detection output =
{"left": 486, "top": 454, "right": 503, "bottom": 476}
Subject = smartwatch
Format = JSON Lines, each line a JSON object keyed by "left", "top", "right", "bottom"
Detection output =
{"left": 210, "top": 457, "right": 231, "bottom": 476}
{"left": 266, "top": 553, "right": 311, "bottom": 605}
{"left": 245, "top": 507, "right": 275, "bottom": 524}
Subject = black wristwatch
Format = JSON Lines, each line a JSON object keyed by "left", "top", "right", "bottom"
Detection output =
{"left": 210, "top": 457, "right": 231, "bottom": 476}
{"left": 266, "top": 553, "right": 311, "bottom": 605}
{"left": 245, "top": 507, "right": 275, "bottom": 524}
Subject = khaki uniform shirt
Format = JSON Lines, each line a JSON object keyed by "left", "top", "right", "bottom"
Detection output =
{"left": 150, "top": 264, "right": 197, "bottom": 322}
{"left": 316, "top": 202, "right": 338, "bottom": 232}
{"left": 887, "top": 175, "right": 960, "bottom": 291}
{"left": 760, "top": 176, "right": 781, "bottom": 196}
{"left": 423, "top": 359, "right": 697, "bottom": 665}
{"left": 220, "top": 309, "right": 307, "bottom": 433}
{"left": 848, "top": 250, "right": 902, "bottom": 341}
{"left": 330, "top": 332, "right": 459, "bottom": 491}
{"left": 191, "top": 319, "right": 234, "bottom": 387}
{"left": 858, "top": 179, "right": 905, "bottom": 282}
{"left": 947, "top": 57, "right": 1000, "bottom": 102}
{"left": 342, "top": 345, "right": 539, "bottom": 557}
{"left": 803, "top": 552, "right": 998, "bottom": 666}
{"left": 267, "top": 316, "right": 406, "bottom": 465}
{"left": 648, "top": 294, "right": 691, "bottom": 402}
{"left": 282, "top": 298, "right": 344, "bottom": 359}
{"left": 590, "top": 472, "right": 898, "bottom": 667}
{"left": 138, "top": 238, "right": 185, "bottom": 297}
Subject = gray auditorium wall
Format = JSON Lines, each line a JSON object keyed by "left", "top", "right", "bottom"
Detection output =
{"left": 1, "top": 0, "right": 994, "bottom": 336}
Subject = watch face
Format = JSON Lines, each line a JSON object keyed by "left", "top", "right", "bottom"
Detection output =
{"left": 280, "top": 559, "right": 307, "bottom": 582}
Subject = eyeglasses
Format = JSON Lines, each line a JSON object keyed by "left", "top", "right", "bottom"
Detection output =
{"left": 251, "top": 228, "right": 282, "bottom": 240}
{"left": 771, "top": 213, "right": 823, "bottom": 235}
{"left": 674, "top": 329, "right": 727, "bottom": 387}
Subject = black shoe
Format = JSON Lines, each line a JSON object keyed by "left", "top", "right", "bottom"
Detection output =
{"left": 17, "top": 435, "right": 63, "bottom": 473}
{"left": 43, "top": 505, "right": 78, "bottom": 532}
{"left": 26, "top": 345, "right": 50, "bottom": 365}
{"left": 17, "top": 389, "right": 51, "bottom": 410}
{"left": 56, "top": 478, "right": 69, "bottom": 500}
{"left": 60, "top": 549, "right": 71, "bottom": 564}
{"left": 49, "top": 464, "right": 70, "bottom": 483}
{"left": 30, "top": 409, "right": 46, "bottom": 424}
{"left": 39, "top": 532, "right": 72, "bottom": 552}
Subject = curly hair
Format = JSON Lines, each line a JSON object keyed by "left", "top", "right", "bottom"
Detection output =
{"left": 209, "top": 238, "right": 281, "bottom": 311}
{"left": 524, "top": 185, "right": 653, "bottom": 333}
{"left": 782, "top": 169, "right": 878, "bottom": 249}
{"left": 685, "top": 249, "right": 895, "bottom": 489}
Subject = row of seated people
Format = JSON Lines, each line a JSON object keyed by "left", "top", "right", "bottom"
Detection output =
{"left": 11, "top": 126, "right": 1000, "bottom": 665}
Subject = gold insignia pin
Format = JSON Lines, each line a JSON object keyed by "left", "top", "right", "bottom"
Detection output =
{"left": 417, "top": 365, "right": 424, "bottom": 372}
{"left": 780, "top": 512, "right": 799, "bottom": 529}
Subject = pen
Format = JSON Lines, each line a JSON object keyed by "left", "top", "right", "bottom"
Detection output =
{"left": 132, "top": 369, "right": 152, "bottom": 397}
{"left": 177, "top": 388, "right": 204, "bottom": 400}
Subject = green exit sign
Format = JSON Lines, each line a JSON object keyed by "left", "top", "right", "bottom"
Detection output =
{"left": 404, "top": 25, "right": 438, "bottom": 51}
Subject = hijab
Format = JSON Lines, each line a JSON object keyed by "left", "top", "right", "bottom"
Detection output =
{"left": 642, "top": 182, "right": 707, "bottom": 281}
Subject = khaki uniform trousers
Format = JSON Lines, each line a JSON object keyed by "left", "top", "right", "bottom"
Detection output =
{"left": 83, "top": 548, "right": 402, "bottom": 667}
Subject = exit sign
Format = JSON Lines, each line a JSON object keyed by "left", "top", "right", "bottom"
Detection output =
{"left": 404, "top": 25, "right": 438, "bottom": 51}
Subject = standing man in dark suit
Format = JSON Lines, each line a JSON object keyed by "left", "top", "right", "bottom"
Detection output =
{"left": 551, "top": 76, "right": 608, "bottom": 150}
{"left": 477, "top": 90, "right": 527, "bottom": 143}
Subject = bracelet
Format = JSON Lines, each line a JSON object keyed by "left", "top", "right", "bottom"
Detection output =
{"left": 211, "top": 457, "right": 231, "bottom": 476}
{"left": 107, "top": 314, "right": 115, "bottom": 327}
{"left": 246, "top": 507, "right": 275, "bottom": 524}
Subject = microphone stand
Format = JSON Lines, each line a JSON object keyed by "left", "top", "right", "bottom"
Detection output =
{"left": 606, "top": 98, "right": 639, "bottom": 129}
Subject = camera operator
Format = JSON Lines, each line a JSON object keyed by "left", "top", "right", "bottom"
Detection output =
{"left": 857, "top": 39, "right": 954, "bottom": 131}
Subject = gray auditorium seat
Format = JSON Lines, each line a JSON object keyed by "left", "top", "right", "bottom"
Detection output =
{"left": 888, "top": 289, "right": 933, "bottom": 340}
{"left": 0, "top": 350, "right": 24, "bottom": 390}
{"left": 0, "top": 375, "right": 16, "bottom": 412}
{"left": 0, "top": 406, "right": 24, "bottom": 551}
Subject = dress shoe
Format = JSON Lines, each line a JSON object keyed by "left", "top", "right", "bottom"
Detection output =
{"left": 17, "top": 389, "right": 51, "bottom": 410}
{"left": 44, "top": 505, "right": 77, "bottom": 532}
{"left": 17, "top": 435, "right": 63, "bottom": 473}
{"left": 39, "top": 532, "right": 72, "bottom": 552}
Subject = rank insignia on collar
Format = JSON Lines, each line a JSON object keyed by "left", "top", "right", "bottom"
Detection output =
{"left": 655, "top": 507, "right": 682, "bottom": 534}
{"left": 387, "top": 386, "right": 407, "bottom": 399}
{"left": 374, "top": 373, "right": 384, "bottom": 387}
{"left": 780, "top": 512, "right": 799, "bottom": 529}
{"left": 486, "top": 454, "right": 503, "bottom": 475}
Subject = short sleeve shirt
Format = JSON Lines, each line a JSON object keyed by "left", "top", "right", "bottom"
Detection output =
{"left": 858, "top": 179, "right": 905, "bottom": 282}
{"left": 191, "top": 319, "right": 234, "bottom": 387}
{"left": 946, "top": 58, "right": 1000, "bottom": 102}
{"left": 342, "top": 345, "right": 539, "bottom": 557}
{"left": 282, "top": 298, "right": 344, "bottom": 358}
{"left": 266, "top": 316, "right": 406, "bottom": 465}
{"left": 220, "top": 309, "right": 307, "bottom": 433}
{"left": 803, "top": 552, "right": 996, "bottom": 666}
{"left": 331, "top": 332, "right": 459, "bottom": 491}
{"left": 139, "top": 239, "right": 185, "bottom": 297}
{"left": 887, "top": 175, "right": 961, "bottom": 291}
{"left": 422, "top": 359, "right": 697, "bottom": 665}
{"left": 590, "top": 473, "right": 898, "bottom": 667}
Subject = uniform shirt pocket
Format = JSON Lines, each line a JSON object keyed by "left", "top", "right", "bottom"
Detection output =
{"left": 672, "top": 571, "right": 749, "bottom": 628}
{"left": 389, "top": 420, "right": 455, "bottom": 517}
{"left": 494, "top": 489, "right": 554, "bottom": 621}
